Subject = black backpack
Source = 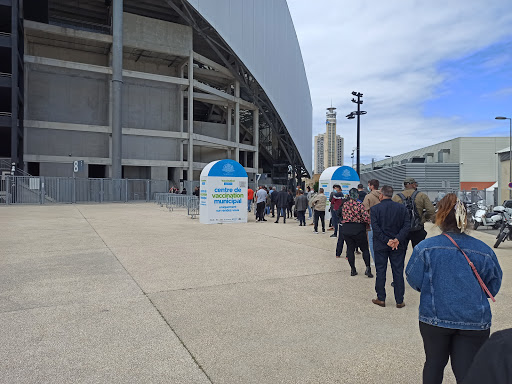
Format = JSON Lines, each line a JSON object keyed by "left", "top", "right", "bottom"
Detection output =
{"left": 397, "top": 191, "right": 423, "bottom": 232}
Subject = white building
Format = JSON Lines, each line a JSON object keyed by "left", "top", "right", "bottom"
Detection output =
{"left": 360, "top": 137, "right": 510, "bottom": 198}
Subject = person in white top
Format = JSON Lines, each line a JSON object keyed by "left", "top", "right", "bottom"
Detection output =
{"left": 255, "top": 186, "right": 268, "bottom": 222}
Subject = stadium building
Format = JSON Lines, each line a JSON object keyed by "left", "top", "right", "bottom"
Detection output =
{"left": 0, "top": 0, "right": 312, "bottom": 187}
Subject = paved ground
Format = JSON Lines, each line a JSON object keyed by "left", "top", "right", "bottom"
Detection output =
{"left": 1, "top": 203, "right": 511, "bottom": 384}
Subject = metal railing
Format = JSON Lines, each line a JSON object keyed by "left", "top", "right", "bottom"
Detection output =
{"left": 1, "top": 176, "right": 174, "bottom": 205}
{"left": 0, "top": 159, "right": 32, "bottom": 177}
{"left": 155, "top": 193, "right": 195, "bottom": 210}
{"left": 187, "top": 197, "right": 199, "bottom": 218}
{"left": 155, "top": 193, "right": 199, "bottom": 218}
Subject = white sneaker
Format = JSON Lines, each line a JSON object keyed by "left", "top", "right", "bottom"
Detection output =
{"left": 314, "top": 231, "right": 319, "bottom": 234}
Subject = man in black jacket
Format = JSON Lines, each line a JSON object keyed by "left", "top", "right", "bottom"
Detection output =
{"left": 274, "top": 187, "right": 289, "bottom": 224}
{"left": 370, "top": 185, "right": 410, "bottom": 308}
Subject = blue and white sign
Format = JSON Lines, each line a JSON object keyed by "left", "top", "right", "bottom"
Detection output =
{"left": 200, "top": 160, "right": 248, "bottom": 224}
{"left": 319, "top": 166, "right": 360, "bottom": 221}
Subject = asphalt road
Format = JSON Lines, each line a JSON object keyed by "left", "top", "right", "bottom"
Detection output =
{"left": 474, "top": 226, "right": 500, "bottom": 237}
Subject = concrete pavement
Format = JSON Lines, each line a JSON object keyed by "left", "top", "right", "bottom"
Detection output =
{"left": 1, "top": 203, "right": 511, "bottom": 383}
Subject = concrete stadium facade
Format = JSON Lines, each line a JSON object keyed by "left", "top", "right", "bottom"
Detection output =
{"left": 1, "top": 0, "right": 312, "bottom": 186}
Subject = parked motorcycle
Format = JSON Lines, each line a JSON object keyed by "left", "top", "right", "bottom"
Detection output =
{"left": 494, "top": 206, "right": 512, "bottom": 248}
{"left": 473, "top": 201, "right": 502, "bottom": 230}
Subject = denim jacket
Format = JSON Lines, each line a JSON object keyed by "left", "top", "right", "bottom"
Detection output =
{"left": 406, "top": 232, "right": 502, "bottom": 330}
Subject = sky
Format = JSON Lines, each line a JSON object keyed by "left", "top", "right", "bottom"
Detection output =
{"left": 286, "top": 0, "right": 512, "bottom": 168}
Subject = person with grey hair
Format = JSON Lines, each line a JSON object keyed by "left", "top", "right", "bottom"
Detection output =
{"left": 370, "top": 185, "right": 410, "bottom": 308}
{"left": 295, "top": 189, "right": 308, "bottom": 226}
{"left": 310, "top": 188, "right": 327, "bottom": 233}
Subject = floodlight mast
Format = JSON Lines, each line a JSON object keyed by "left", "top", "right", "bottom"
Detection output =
{"left": 346, "top": 92, "right": 366, "bottom": 177}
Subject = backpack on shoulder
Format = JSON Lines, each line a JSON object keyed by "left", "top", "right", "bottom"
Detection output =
{"left": 397, "top": 190, "right": 423, "bottom": 232}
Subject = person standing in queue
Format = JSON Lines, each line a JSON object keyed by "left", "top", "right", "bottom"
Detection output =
{"left": 274, "top": 186, "right": 289, "bottom": 224}
{"left": 341, "top": 188, "right": 372, "bottom": 277}
{"left": 363, "top": 179, "right": 381, "bottom": 264}
{"left": 392, "top": 177, "right": 435, "bottom": 250}
{"left": 357, "top": 183, "right": 367, "bottom": 202}
{"left": 269, "top": 187, "right": 276, "bottom": 217}
{"left": 295, "top": 190, "right": 308, "bottom": 226}
{"left": 406, "top": 193, "right": 502, "bottom": 384}
{"left": 329, "top": 184, "right": 344, "bottom": 238}
{"left": 370, "top": 185, "right": 410, "bottom": 308}
{"left": 335, "top": 193, "right": 349, "bottom": 258}
{"left": 255, "top": 185, "right": 268, "bottom": 222}
{"left": 310, "top": 188, "right": 327, "bottom": 234}
{"left": 247, "top": 187, "right": 254, "bottom": 212}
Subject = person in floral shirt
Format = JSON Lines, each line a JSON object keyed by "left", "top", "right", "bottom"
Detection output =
{"left": 341, "top": 188, "right": 373, "bottom": 277}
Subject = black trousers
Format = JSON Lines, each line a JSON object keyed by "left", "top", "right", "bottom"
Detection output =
{"left": 407, "top": 228, "right": 427, "bottom": 250}
{"left": 297, "top": 210, "right": 306, "bottom": 225}
{"left": 331, "top": 211, "right": 339, "bottom": 235}
{"left": 275, "top": 207, "right": 286, "bottom": 223}
{"left": 419, "top": 322, "right": 490, "bottom": 384}
{"left": 343, "top": 227, "right": 370, "bottom": 270}
{"left": 374, "top": 248, "right": 406, "bottom": 303}
{"left": 256, "top": 201, "right": 266, "bottom": 220}
{"left": 313, "top": 210, "right": 325, "bottom": 232}
{"left": 336, "top": 224, "right": 345, "bottom": 257}
{"left": 270, "top": 202, "right": 275, "bottom": 216}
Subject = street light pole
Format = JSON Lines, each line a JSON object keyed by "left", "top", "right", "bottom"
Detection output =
{"left": 346, "top": 92, "right": 367, "bottom": 177}
{"left": 495, "top": 116, "right": 512, "bottom": 199}
{"left": 385, "top": 155, "right": 394, "bottom": 189}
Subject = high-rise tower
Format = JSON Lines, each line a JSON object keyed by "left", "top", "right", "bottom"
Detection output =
{"left": 314, "top": 107, "right": 344, "bottom": 174}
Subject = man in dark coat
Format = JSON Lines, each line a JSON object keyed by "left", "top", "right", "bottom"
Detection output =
{"left": 370, "top": 185, "right": 410, "bottom": 308}
{"left": 274, "top": 186, "right": 289, "bottom": 224}
{"left": 295, "top": 190, "right": 308, "bottom": 226}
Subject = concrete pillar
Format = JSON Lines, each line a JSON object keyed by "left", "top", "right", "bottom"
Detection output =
{"left": 227, "top": 106, "right": 232, "bottom": 159}
{"left": 187, "top": 52, "right": 194, "bottom": 182}
{"left": 235, "top": 81, "right": 240, "bottom": 162}
{"left": 111, "top": 0, "right": 123, "bottom": 179}
{"left": 179, "top": 65, "right": 185, "bottom": 182}
{"left": 243, "top": 151, "right": 248, "bottom": 167}
{"left": 253, "top": 109, "right": 259, "bottom": 171}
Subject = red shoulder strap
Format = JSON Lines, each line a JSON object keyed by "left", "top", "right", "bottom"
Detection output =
{"left": 443, "top": 233, "right": 495, "bottom": 302}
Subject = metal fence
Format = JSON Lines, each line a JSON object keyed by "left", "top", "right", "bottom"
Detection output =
{"left": 155, "top": 193, "right": 199, "bottom": 218}
{"left": 0, "top": 176, "right": 175, "bottom": 205}
{"left": 155, "top": 193, "right": 197, "bottom": 210}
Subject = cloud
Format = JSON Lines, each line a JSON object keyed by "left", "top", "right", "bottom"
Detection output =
{"left": 287, "top": 0, "right": 512, "bottom": 167}
{"left": 482, "top": 87, "right": 512, "bottom": 99}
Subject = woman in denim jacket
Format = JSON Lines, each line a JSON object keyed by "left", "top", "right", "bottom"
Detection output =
{"left": 406, "top": 193, "right": 502, "bottom": 384}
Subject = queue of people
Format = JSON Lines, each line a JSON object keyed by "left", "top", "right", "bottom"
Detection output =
{"left": 250, "top": 177, "right": 504, "bottom": 383}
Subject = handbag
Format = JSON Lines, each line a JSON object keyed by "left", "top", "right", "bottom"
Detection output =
{"left": 443, "top": 233, "right": 496, "bottom": 302}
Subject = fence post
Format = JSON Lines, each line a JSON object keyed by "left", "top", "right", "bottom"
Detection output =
{"left": 124, "top": 179, "right": 128, "bottom": 202}
{"left": 40, "top": 176, "right": 45, "bottom": 204}
{"left": 100, "top": 179, "right": 104, "bottom": 203}
{"left": 6, "top": 175, "right": 10, "bottom": 205}
{"left": 146, "top": 180, "right": 150, "bottom": 202}
{"left": 72, "top": 177, "right": 76, "bottom": 204}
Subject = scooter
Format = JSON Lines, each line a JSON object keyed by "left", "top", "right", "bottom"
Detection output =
{"left": 493, "top": 206, "right": 512, "bottom": 248}
{"left": 473, "top": 202, "right": 502, "bottom": 230}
